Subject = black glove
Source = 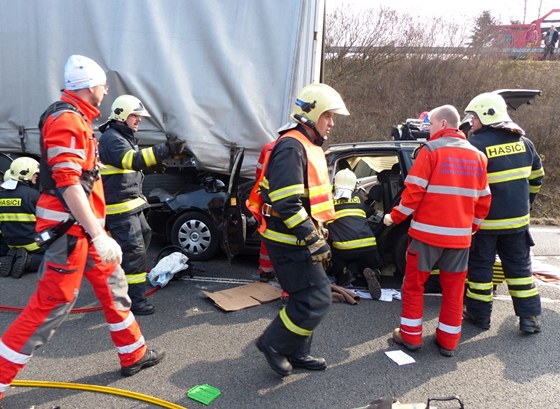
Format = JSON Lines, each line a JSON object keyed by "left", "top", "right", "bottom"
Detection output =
{"left": 165, "top": 135, "right": 187, "bottom": 156}
{"left": 304, "top": 230, "right": 331, "bottom": 264}
{"left": 151, "top": 162, "right": 168, "bottom": 174}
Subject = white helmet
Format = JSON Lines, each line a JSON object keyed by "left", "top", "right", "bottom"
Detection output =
{"left": 333, "top": 168, "right": 356, "bottom": 200}
{"left": 8, "top": 157, "right": 39, "bottom": 182}
{"left": 109, "top": 95, "right": 151, "bottom": 122}
{"left": 290, "top": 83, "right": 349, "bottom": 127}
{"left": 464, "top": 92, "right": 511, "bottom": 126}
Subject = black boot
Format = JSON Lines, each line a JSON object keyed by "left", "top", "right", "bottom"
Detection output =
{"left": 11, "top": 248, "right": 30, "bottom": 279}
{"left": 0, "top": 251, "right": 15, "bottom": 277}
{"left": 288, "top": 334, "right": 327, "bottom": 371}
{"left": 129, "top": 282, "right": 155, "bottom": 315}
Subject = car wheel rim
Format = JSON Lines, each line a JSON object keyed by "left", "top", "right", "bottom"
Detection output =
{"left": 177, "top": 219, "right": 212, "bottom": 256}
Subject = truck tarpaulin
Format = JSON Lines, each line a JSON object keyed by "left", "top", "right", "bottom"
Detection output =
{"left": 0, "top": 0, "right": 324, "bottom": 177}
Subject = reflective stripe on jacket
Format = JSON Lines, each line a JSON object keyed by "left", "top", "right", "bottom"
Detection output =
{"left": 35, "top": 91, "right": 106, "bottom": 236}
{"left": 326, "top": 192, "right": 377, "bottom": 251}
{"left": 98, "top": 121, "right": 170, "bottom": 217}
{"left": 0, "top": 182, "right": 40, "bottom": 250}
{"left": 390, "top": 128, "right": 491, "bottom": 248}
{"left": 468, "top": 126, "right": 544, "bottom": 234}
{"left": 260, "top": 126, "right": 334, "bottom": 247}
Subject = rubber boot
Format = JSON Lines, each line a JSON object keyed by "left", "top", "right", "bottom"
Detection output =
{"left": 128, "top": 281, "right": 155, "bottom": 315}
{"left": 0, "top": 248, "right": 18, "bottom": 278}
{"left": 11, "top": 248, "right": 30, "bottom": 279}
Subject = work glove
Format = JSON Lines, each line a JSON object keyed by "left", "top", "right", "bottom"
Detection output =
{"left": 92, "top": 233, "right": 123, "bottom": 265}
{"left": 304, "top": 230, "right": 331, "bottom": 264}
{"left": 165, "top": 135, "right": 187, "bottom": 156}
{"left": 383, "top": 214, "right": 394, "bottom": 226}
{"left": 147, "top": 162, "right": 167, "bottom": 174}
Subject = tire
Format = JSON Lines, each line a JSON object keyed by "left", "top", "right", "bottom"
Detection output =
{"left": 170, "top": 212, "right": 219, "bottom": 261}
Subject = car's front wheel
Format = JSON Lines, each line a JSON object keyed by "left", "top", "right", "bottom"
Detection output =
{"left": 170, "top": 212, "right": 219, "bottom": 261}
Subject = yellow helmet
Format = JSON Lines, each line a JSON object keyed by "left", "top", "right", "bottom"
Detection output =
{"left": 109, "top": 95, "right": 151, "bottom": 122}
{"left": 9, "top": 157, "right": 39, "bottom": 182}
{"left": 464, "top": 92, "right": 511, "bottom": 126}
{"left": 290, "top": 83, "right": 349, "bottom": 127}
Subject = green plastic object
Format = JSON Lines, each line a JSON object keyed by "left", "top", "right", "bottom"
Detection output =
{"left": 187, "top": 384, "right": 222, "bottom": 405}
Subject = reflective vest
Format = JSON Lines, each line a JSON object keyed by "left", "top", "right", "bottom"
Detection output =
{"left": 246, "top": 130, "right": 334, "bottom": 235}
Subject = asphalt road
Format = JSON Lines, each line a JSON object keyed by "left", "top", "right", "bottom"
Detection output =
{"left": 1, "top": 227, "right": 560, "bottom": 409}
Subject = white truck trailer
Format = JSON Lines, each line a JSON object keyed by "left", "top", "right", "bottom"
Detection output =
{"left": 0, "top": 0, "right": 325, "bottom": 179}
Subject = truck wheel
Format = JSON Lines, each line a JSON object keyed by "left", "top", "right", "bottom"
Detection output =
{"left": 171, "top": 212, "right": 219, "bottom": 261}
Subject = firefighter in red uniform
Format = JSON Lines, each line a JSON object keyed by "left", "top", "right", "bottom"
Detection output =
{"left": 326, "top": 168, "right": 383, "bottom": 299}
{"left": 386, "top": 105, "right": 491, "bottom": 357}
{"left": 98, "top": 95, "right": 186, "bottom": 315}
{"left": 463, "top": 92, "right": 544, "bottom": 334}
{"left": 0, "top": 157, "right": 44, "bottom": 278}
{"left": 252, "top": 83, "right": 349, "bottom": 376}
{"left": 0, "top": 55, "right": 164, "bottom": 405}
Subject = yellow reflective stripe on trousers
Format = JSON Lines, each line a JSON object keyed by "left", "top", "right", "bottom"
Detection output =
{"left": 106, "top": 197, "right": 147, "bottom": 215}
{"left": 467, "top": 281, "right": 493, "bottom": 291}
{"left": 279, "top": 307, "right": 312, "bottom": 337}
{"left": 126, "top": 272, "right": 147, "bottom": 285}
{"left": 466, "top": 289, "right": 493, "bottom": 302}
{"left": 509, "top": 288, "right": 539, "bottom": 298}
{"left": 505, "top": 276, "right": 534, "bottom": 286}
{"left": 332, "top": 237, "right": 376, "bottom": 250}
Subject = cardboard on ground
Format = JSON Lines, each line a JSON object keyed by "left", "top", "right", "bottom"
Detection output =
{"left": 203, "top": 282, "right": 283, "bottom": 312}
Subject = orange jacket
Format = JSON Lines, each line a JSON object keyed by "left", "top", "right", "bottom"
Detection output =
{"left": 36, "top": 91, "right": 106, "bottom": 236}
{"left": 390, "top": 128, "right": 491, "bottom": 248}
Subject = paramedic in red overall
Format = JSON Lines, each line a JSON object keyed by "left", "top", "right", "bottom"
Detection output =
{"left": 0, "top": 55, "right": 164, "bottom": 405}
{"left": 254, "top": 83, "right": 349, "bottom": 376}
{"left": 386, "top": 105, "right": 491, "bottom": 357}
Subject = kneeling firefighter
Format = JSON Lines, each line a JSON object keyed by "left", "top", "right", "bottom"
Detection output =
{"left": 98, "top": 95, "right": 186, "bottom": 315}
{"left": 249, "top": 83, "right": 349, "bottom": 376}
{"left": 0, "top": 157, "right": 45, "bottom": 278}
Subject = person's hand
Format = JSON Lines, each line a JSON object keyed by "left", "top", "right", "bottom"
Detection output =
{"left": 383, "top": 214, "right": 394, "bottom": 226}
{"left": 304, "top": 230, "right": 331, "bottom": 264}
{"left": 165, "top": 135, "right": 187, "bottom": 156}
{"left": 92, "top": 233, "right": 123, "bottom": 264}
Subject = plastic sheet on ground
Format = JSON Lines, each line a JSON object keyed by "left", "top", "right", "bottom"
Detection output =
{"left": 147, "top": 252, "right": 189, "bottom": 288}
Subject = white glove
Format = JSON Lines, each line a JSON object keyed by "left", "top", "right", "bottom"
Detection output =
{"left": 92, "top": 233, "right": 123, "bottom": 264}
{"left": 383, "top": 214, "right": 394, "bottom": 226}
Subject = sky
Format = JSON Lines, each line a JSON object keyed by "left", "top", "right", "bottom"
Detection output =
{"left": 327, "top": 0, "right": 560, "bottom": 25}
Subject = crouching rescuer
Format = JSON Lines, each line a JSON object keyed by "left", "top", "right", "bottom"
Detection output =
{"left": 0, "top": 157, "right": 44, "bottom": 278}
{"left": 98, "top": 95, "right": 186, "bottom": 315}
{"left": 247, "top": 83, "right": 350, "bottom": 376}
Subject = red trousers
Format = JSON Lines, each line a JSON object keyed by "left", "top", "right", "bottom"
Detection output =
{"left": 258, "top": 241, "right": 274, "bottom": 276}
{"left": 399, "top": 238, "right": 468, "bottom": 351}
{"left": 0, "top": 233, "right": 146, "bottom": 399}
